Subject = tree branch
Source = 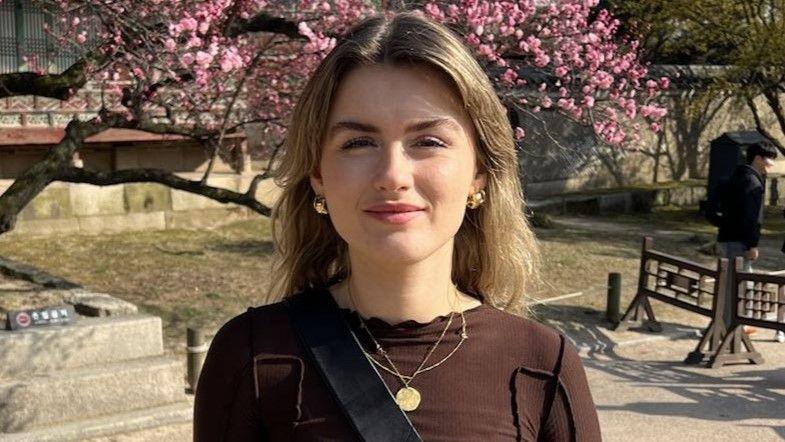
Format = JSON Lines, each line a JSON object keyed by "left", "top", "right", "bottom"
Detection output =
{"left": 0, "top": 59, "right": 88, "bottom": 100}
{"left": 55, "top": 167, "right": 272, "bottom": 216}
{"left": 226, "top": 12, "right": 304, "bottom": 39}
{"left": 747, "top": 96, "right": 785, "bottom": 155}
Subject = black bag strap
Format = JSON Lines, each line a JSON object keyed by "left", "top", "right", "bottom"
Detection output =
{"left": 284, "top": 289, "right": 422, "bottom": 442}
{"left": 540, "top": 334, "right": 567, "bottom": 433}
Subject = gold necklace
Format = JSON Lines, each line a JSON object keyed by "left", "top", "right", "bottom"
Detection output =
{"left": 347, "top": 280, "right": 469, "bottom": 412}
{"left": 363, "top": 311, "right": 468, "bottom": 380}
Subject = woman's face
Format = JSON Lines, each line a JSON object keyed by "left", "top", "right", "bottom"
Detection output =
{"left": 311, "top": 64, "right": 486, "bottom": 265}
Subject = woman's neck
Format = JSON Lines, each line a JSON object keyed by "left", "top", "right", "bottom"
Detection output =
{"left": 329, "top": 245, "right": 481, "bottom": 324}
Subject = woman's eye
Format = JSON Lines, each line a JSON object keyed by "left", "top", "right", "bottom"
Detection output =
{"left": 341, "top": 138, "right": 375, "bottom": 149}
{"left": 416, "top": 137, "right": 447, "bottom": 148}
{"left": 339, "top": 137, "right": 447, "bottom": 150}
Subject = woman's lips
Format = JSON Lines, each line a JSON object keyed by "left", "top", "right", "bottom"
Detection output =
{"left": 364, "top": 209, "right": 424, "bottom": 224}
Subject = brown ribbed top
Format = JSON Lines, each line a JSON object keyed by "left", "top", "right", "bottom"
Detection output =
{"left": 194, "top": 290, "right": 601, "bottom": 441}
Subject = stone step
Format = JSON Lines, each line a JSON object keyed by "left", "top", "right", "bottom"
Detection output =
{"left": 0, "top": 314, "right": 163, "bottom": 379}
{"left": 0, "top": 356, "right": 184, "bottom": 432}
{"left": 0, "top": 400, "right": 193, "bottom": 441}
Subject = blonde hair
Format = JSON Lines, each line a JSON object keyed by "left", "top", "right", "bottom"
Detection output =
{"left": 269, "top": 12, "right": 540, "bottom": 311}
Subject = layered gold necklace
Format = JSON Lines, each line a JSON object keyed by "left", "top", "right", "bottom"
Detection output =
{"left": 347, "top": 280, "right": 469, "bottom": 412}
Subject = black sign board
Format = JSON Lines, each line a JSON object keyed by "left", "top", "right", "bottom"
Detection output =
{"left": 6, "top": 304, "right": 76, "bottom": 330}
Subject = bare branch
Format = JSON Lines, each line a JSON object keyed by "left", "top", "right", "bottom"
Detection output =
{"left": 201, "top": 50, "right": 267, "bottom": 184}
{"left": 201, "top": 137, "right": 221, "bottom": 185}
{"left": 56, "top": 167, "right": 272, "bottom": 216}
{"left": 747, "top": 96, "right": 785, "bottom": 155}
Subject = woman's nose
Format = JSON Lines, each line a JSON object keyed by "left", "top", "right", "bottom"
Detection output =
{"left": 372, "top": 143, "right": 414, "bottom": 193}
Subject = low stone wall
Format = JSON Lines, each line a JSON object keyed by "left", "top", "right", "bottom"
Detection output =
{"left": 0, "top": 173, "right": 281, "bottom": 236}
{"left": 529, "top": 183, "right": 708, "bottom": 216}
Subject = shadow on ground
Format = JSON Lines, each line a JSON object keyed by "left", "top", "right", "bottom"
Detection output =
{"left": 536, "top": 303, "right": 785, "bottom": 438}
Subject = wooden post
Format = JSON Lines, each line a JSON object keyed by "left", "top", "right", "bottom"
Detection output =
{"left": 606, "top": 272, "right": 621, "bottom": 323}
{"left": 685, "top": 258, "right": 728, "bottom": 364}
{"left": 187, "top": 327, "right": 208, "bottom": 394}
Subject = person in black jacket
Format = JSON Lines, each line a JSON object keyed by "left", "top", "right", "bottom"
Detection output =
{"left": 716, "top": 139, "right": 779, "bottom": 339}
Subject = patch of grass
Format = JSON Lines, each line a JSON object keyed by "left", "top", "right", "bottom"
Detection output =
{"left": 0, "top": 218, "right": 274, "bottom": 356}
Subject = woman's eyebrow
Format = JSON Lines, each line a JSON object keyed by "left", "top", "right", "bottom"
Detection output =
{"left": 327, "top": 117, "right": 459, "bottom": 139}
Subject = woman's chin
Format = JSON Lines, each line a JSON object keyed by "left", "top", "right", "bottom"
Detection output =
{"left": 353, "top": 239, "right": 441, "bottom": 265}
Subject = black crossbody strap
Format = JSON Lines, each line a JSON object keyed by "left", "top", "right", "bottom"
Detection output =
{"left": 284, "top": 289, "right": 422, "bottom": 442}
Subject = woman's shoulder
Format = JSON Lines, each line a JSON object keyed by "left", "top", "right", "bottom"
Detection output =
{"left": 478, "top": 305, "right": 575, "bottom": 374}
{"left": 208, "top": 300, "right": 300, "bottom": 362}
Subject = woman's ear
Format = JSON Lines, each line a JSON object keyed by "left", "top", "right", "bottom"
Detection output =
{"left": 472, "top": 170, "right": 487, "bottom": 194}
{"left": 310, "top": 166, "right": 324, "bottom": 195}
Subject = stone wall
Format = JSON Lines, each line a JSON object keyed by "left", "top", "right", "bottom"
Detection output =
{"left": 0, "top": 173, "right": 280, "bottom": 236}
{"left": 529, "top": 182, "right": 707, "bottom": 216}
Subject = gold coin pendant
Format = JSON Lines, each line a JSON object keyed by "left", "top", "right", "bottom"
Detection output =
{"left": 395, "top": 386, "right": 421, "bottom": 412}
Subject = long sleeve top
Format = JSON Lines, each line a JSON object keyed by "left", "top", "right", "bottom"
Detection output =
{"left": 194, "top": 288, "right": 601, "bottom": 441}
{"left": 718, "top": 164, "right": 765, "bottom": 249}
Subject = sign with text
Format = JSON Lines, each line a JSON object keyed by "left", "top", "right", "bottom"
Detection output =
{"left": 6, "top": 304, "right": 76, "bottom": 330}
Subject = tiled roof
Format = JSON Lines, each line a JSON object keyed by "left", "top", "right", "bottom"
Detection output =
{"left": 0, "top": 128, "right": 244, "bottom": 147}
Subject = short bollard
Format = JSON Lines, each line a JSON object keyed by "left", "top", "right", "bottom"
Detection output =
{"left": 606, "top": 272, "right": 621, "bottom": 323}
{"left": 187, "top": 327, "right": 208, "bottom": 394}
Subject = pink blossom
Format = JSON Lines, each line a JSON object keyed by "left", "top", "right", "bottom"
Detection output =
{"left": 514, "top": 127, "right": 525, "bottom": 140}
{"left": 219, "top": 48, "right": 243, "bottom": 73}
{"left": 424, "top": 3, "right": 445, "bottom": 20}
{"left": 640, "top": 105, "right": 667, "bottom": 120}
{"left": 582, "top": 95, "right": 595, "bottom": 107}
{"left": 179, "top": 17, "right": 198, "bottom": 32}
{"left": 534, "top": 53, "right": 551, "bottom": 67}
{"left": 298, "top": 22, "right": 314, "bottom": 39}
{"left": 594, "top": 70, "right": 613, "bottom": 89}
{"left": 501, "top": 68, "right": 518, "bottom": 85}
{"left": 195, "top": 51, "right": 213, "bottom": 68}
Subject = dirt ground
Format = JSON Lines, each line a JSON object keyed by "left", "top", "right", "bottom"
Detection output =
{"left": 2, "top": 205, "right": 785, "bottom": 357}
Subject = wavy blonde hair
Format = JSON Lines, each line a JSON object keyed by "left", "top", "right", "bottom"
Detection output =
{"left": 268, "top": 12, "right": 540, "bottom": 311}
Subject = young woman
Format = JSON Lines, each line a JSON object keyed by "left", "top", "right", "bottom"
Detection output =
{"left": 194, "top": 12, "right": 601, "bottom": 441}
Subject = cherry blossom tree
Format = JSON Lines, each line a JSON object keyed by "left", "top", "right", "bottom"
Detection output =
{"left": 0, "top": 0, "right": 668, "bottom": 235}
{"left": 423, "top": 0, "right": 669, "bottom": 148}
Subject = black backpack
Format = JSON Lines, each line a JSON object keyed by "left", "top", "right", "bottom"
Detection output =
{"left": 705, "top": 176, "right": 731, "bottom": 227}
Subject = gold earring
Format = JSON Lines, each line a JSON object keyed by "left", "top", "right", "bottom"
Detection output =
{"left": 466, "top": 189, "right": 486, "bottom": 209}
{"left": 313, "top": 195, "right": 329, "bottom": 214}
